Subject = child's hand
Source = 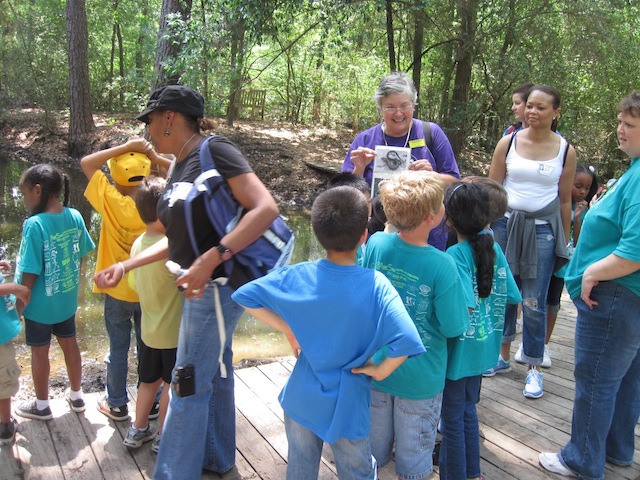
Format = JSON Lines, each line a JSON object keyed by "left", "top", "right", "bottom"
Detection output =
{"left": 93, "top": 264, "right": 123, "bottom": 288}
{"left": 574, "top": 200, "right": 588, "bottom": 218}
{"left": 352, "top": 355, "right": 408, "bottom": 381}
{"left": 125, "top": 136, "right": 157, "bottom": 157}
{"left": 13, "top": 284, "right": 30, "bottom": 306}
{"left": 0, "top": 260, "right": 12, "bottom": 272}
{"left": 285, "top": 332, "right": 301, "bottom": 358}
{"left": 351, "top": 360, "right": 385, "bottom": 380}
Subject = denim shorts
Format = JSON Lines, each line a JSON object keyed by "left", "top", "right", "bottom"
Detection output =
{"left": 370, "top": 388, "right": 442, "bottom": 480}
{"left": 24, "top": 315, "right": 76, "bottom": 346}
{"left": 0, "top": 341, "right": 20, "bottom": 399}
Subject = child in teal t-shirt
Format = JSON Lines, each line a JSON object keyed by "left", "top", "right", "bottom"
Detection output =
{"left": 14, "top": 165, "right": 95, "bottom": 421}
{"left": 440, "top": 181, "right": 521, "bottom": 479}
{"left": 0, "top": 260, "right": 31, "bottom": 445}
{"left": 362, "top": 171, "right": 469, "bottom": 480}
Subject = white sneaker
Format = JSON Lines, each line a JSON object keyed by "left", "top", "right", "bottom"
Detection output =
{"left": 514, "top": 343, "right": 525, "bottom": 364}
{"left": 541, "top": 345, "right": 552, "bottom": 368}
{"left": 523, "top": 369, "right": 543, "bottom": 399}
{"left": 539, "top": 452, "right": 576, "bottom": 477}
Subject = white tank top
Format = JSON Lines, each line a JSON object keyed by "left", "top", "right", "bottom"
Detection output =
{"left": 503, "top": 135, "right": 567, "bottom": 213}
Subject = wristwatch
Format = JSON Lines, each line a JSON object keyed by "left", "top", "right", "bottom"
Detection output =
{"left": 216, "top": 243, "right": 233, "bottom": 262}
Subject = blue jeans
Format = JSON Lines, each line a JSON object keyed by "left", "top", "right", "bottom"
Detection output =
{"left": 560, "top": 282, "right": 640, "bottom": 480}
{"left": 104, "top": 294, "right": 141, "bottom": 407}
{"left": 284, "top": 414, "right": 377, "bottom": 480}
{"left": 439, "top": 375, "right": 482, "bottom": 480}
{"left": 370, "top": 388, "right": 441, "bottom": 480}
{"left": 154, "top": 281, "right": 243, "bottom": 480}
{"left": 493, "top": 217, "right": 555, "bottom": 364}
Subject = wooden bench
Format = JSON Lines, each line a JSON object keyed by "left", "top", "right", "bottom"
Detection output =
{"left": 235, "top": 89, "right": 266, "bottom": 120}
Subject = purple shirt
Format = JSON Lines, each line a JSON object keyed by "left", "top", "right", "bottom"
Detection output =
{"left": 342, "top": 119, "right": 460, "bottom": 250}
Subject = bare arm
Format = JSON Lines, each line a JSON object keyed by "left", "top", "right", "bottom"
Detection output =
{"left": 349, "top": 147, "right": 376, "bottom": 177}
{"left": 93, "top": 237, "right": 169, "bottom": 289}
{"left": 580, "top": 254, "right": 640, "bottom": 309}
{"left": 243, "top": 307, "right": 301, "bottom": 358}
{"left": 351, "top": 355, "right": 408, "bottom": 382}
{"left": 488, "top": 136, "right": 511, "bottom": 184}
{"left": 0, "top": 283, "right": 30, "bottom": 306}
{"left": 17, "top": 272, "right": 37, "bottom": 316}
{"left": 178, "top": 172, "right": 279, "bottom": 299}
{"left": 80, "top": 136, "right": 171, "bottom": 180}
{"left": 558, "top": 145, "right": 577, "bottom": 243}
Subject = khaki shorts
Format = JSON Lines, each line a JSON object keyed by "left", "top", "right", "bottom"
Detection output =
{"left": 0, "top": 341, "right": 21, "bottom": 399}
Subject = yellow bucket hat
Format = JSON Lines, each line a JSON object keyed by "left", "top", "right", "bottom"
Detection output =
{"left": 107, "top": 152, "right": 151, "bottom": 186}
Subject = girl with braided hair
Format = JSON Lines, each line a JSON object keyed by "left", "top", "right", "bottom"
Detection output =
{"left": 439, "top": 181, "right": 521, "bottom": 480}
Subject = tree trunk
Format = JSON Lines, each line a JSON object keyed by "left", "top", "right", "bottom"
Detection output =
{"left": 66, "top": 0, "right": 95, "bottom": 158}
{"left": 446, "top": 0, "right": 478, "bottom": 156}
{"left": 412, "top": 5, "right": 426, "bottom": 100}
{"left": 226, "top": 18, "right": 246, "bottom": 127}
{"left": 199, "top": 0, "right": 209, "bottom": 101}
{"left": 385, "top": 0, "right": 396, "bottom": 72}
{"left": 117, "top": 22, "right": 124, "bottom": 106}
{"left": 153, "top": 0, "right": 193, "bottom": 90}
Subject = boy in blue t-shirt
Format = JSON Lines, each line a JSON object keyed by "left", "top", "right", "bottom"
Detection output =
{"left": 0, "top": 261, "right": 31, "bottom": 445}
{"left": 232, "top": 186, "right": 425, "bottom": 479}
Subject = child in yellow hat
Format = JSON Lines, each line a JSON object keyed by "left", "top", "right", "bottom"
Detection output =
{"left": 81, "top": 137, "right": 171, "bottom": 421}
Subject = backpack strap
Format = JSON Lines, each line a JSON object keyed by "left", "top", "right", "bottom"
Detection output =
{"left": 184, "top": 136, "right": 217, "bottom": 257}
{"left": 562, "top": 140, "right": 570, "bottom": 167}
{"left": 421, "top": 120, "right": 434, "bottom": 153}
{"left": 421, "top": 120, "right": 440, "bottom": 173}
{"left": 505, "top": 131, "right": 517, "bottom": 159}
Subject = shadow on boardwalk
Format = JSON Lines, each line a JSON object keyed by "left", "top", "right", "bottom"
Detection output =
{"left": 1, "top": 293, "right": 639, "bottom": 479}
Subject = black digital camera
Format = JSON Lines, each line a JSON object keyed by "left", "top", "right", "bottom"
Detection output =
{"left": 172, "top": 363, "right": 196, "bottom": 397}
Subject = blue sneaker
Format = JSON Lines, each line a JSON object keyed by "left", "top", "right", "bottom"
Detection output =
{"left": 523, "top": 369, "right": 543, "bottom": 398}
{"left": 123, "top": 424, "right": 156, "bottom": 448}
{"left": 482, "top": 355, "right": 511, "bottom": 377}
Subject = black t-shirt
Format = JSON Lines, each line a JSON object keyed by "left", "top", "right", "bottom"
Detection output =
{"left": 157, "top": 136, "right": 253, "bottom": 278}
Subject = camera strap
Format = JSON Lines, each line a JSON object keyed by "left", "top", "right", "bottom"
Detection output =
{"left": 212, "top": 278, "right": 229, "bottom": 378}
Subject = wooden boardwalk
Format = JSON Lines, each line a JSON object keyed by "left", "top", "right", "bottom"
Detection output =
{"left": 1, "top": 293, "right": 639, "bottom": 479}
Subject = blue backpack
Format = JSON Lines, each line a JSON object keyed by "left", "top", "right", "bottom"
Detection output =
{"left": 184, "top": 136, "right": 295, "bottom": 289}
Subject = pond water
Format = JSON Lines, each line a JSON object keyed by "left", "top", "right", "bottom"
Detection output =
{"left": 0, "top": 157, "right": 324, "bottom": 375}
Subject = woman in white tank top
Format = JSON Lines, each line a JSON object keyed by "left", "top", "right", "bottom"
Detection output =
{"left": 486, "top": 85, "right": 577, "bottom": 399}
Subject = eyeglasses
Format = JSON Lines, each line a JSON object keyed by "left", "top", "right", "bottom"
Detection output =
{"left": 381, "top": 103, "right": 414, "bottom": 114}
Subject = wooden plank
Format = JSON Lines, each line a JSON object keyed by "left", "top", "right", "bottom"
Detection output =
{"left": 1, "top": 433, "right": 27, "bottom": 480}
{"left": 235, "top": 367, "right": 338, "bottom": 479}
{"left": 234, "top": 407, "right": 287, "bottom": 480}
{"left": 235, "top": 366, "right": 284, "bottom": 421}
{"left": 9, "top": 414, "right": 64, "bottom": 479}
{"left": 46, "top": 397, "right": 102, "bottom": 480}
{"left": 77, "top": 392, "right": 145, "bottom": 480}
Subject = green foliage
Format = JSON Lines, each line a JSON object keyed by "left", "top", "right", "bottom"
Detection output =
{"left": 0, "top": 0, "right": 639, "bottom": 176}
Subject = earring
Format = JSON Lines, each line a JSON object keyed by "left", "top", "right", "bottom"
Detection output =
{"left": 164, "top": 129, "right": 171, "bottom": 137}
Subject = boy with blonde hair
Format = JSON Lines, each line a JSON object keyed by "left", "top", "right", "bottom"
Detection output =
{"left": 363, "top": 170, "right": 470, "bottom": 480}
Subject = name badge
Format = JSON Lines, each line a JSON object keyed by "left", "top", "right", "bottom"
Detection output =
{"left": 409, "top": 138, "right": 426, "bottom": 149}
{"left": 538, "top": 164, "right": 554, "bottom": 176}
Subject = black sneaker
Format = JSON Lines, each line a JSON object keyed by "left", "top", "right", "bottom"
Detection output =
{"left": 65, "top": 388, "right": 86, "bottom": 413}
{"left": 0, "top": 417, "right": 17, "bottom": 445}
{"left": 97, "top": 397, "right": 129, "bottom": 421}
{"left": 16, "top": 399, "right": 53, "bottom": 421}
{"left": 148, "top": 401, "right": 160, "bottom": 420}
